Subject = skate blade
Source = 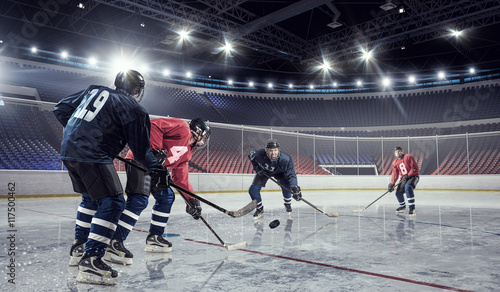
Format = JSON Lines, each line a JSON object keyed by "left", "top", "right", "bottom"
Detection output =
{"left": 145, "top": 246, "right": 173, "bottom": 253}
{"left": 69, "top": 256, "right": 81, "bottom": 267}
{"left": 253, "top": 213, "right": 264, "bottom": 220}
{"left": 76, "top": 271, "right": 117, "bottom": 285}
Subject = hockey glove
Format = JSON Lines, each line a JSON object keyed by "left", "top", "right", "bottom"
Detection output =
{"left": 186, "top": 198, "right": 202, "bottom": 220}
{"left": 150, "top": 165, "right": 171, "bottom": 193}
{"left": 291, "top": 186, "right": 302, "bottom": 201}
{"left": 248, "top": 151, "right": 257, "bottom": 161}
{"left": 152, "top": 149, "right": 168, "bottom": 165}
{"left": 388, "top": 183, "right": 395, "bottom": 193}
{"left": 254, "top": 165, "right": 265, "bottom": 176}
{"left": 402, "top": 174, "right": 408, "bottom": 183}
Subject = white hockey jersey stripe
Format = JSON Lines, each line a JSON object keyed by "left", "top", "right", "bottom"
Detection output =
{"left": 77, "top": 206, "right": 97, "bottom": 216}
{"left": 118, "top": 220, "right": 134, "bottom": 231}
{"left": 152, "top": 209, "right": 170, "bottom": 218}
{"left": 122, "top": 209, "right": 140, "bottom": 220}
{"left": 76, "top": 219, "right": 91, "bottom": 229}
{"left": 88, "top": 233, "right": 111, "bottom": 245}
{"left": 151, "top": 219, "right": 168, "bottom": 227}
{"left": 91, "top": 218, "right": 117, "bottom": 231}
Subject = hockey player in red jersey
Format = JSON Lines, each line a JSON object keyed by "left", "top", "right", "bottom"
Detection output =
{"left": 104, "top": 118, "right": 210, "bottom": 265}
{"left": 387, "top": 146, "right": 420, "bottom": 216}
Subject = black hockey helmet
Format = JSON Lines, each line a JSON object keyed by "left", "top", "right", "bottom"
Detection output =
{"left": 115, "top": 70, "right": 145, "bottom": 102}
{"left": 265, "top": 139, "right": 280, "bottom": 161}
{"left": 394, "top": 146, "right": 404, "bottom": 158}
{"left": 189, "top": 118, "right": 210, "bottom": 148}
{"left": 266, "top": 139, "right": 280, "bottom": 149}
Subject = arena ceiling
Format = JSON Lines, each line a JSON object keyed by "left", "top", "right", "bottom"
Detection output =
{"left": 1, "top": 0, "right": 500, "bottom": 85}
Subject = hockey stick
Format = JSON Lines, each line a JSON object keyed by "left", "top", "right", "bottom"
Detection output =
{"left": 178, "top": 188, "right": 247, "bottom": 251}
{"left": 256, "top": 165, "right": 340, "bottom": 217}
{"left": 352, "top": 181, "right": 401, "bottom": 213}
{"left": 115, "top": 156, "right": 257, "bottom": 218}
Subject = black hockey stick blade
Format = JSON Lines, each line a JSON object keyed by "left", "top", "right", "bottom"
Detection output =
{"left": 227, "top": 200, "right": 257, "bottom": 218}
{"left": 301, "top": 197, "right": 340, "bottom": 217}
{"left": 179, "top": 189, "right": 247, "bottom": 251}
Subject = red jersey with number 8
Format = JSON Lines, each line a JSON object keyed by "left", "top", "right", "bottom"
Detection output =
{"left": 390, "top": 154, "right": 420, "bottom": 185}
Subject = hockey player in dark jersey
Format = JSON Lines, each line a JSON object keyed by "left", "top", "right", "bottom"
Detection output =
{"left": 103, "top": 117, "right": 210, "bottom": 265}
{"left": 248, "top": 139, "right": 302, "bottom": 219}
{"left": 53, "top": 70, "right": 169, "bottom": 285}
{"left": 387, "top": 146, "right": 420, "bottom": 216}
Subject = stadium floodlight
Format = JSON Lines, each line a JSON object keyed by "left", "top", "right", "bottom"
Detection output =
{"left": 112, "top": 57, "right": 132, "bottom": 73}
{"left": 88, "top": 57, "right": 97, "bottom": 66}
{"left": 31, "top": 47, "right": 37, "bottom": 53}
{"left": 186, "top": 71, "right": 192, "bottom": 78}
{"left": 288, "top": 83, "right": 294, "bottom": 89}
{"left": 309, "top": 85, "right": 314, "bottom": 89}
{"left": 382, "top": 77, "right": 391, "bottom": 87}
{"left": 228, "top": 79, "right": 233, "bottom": 85}
{"left": 223, "top": 42, "right": 233, "bottom": 54}
{"left": 408, "top": 75, "right": 416, "bottom": 84}
{"left": 333, "top": 82, "right": 338, "bottom": 87}
{"left": 451, "top": 29, "right": 462, "bottom": 37}
{"left": 77, "top": 3, "right": 85, "bottom": 9}
{"left": 356, "top": 80, "right": 363, "bottom": 87}
{"left": 438, "top": 71, "right": 446, "bottom": 80}
{"left": 469, "top": 67, "right": 475, "bottom": 74}
{"left": 361, "top": 49, "right": 373, "bottom": 61}
{"left": 398, "top": 6, "right": 405, "bottom": 13}
{"left": 249, "top": 81, "right": 254, "bottom": 87}
{"left": 321, "top": 61, "right": 332, "bottom": 71}
{"left": 162, "top": 69, "right": 170, "bottom": 76}
{"left": 178, "top": 29, "right": 189, "bottom": 40}
{"left": 61, "top": 51, "right": 68, "bottom": 59}
{"left": 268, "top": 83, "right": 273, "bottom": 89}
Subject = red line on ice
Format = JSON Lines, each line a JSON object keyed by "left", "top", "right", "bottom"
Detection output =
{"left": 184, "top": 238, "right": 474, "bottom": 292}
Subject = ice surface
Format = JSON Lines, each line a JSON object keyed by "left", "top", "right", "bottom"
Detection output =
{"left": 1, "top": 190, "right": 499, "bottom": 291}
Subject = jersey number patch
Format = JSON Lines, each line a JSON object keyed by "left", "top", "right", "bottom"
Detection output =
{"left": 167, "top": 146, "right": 188, "bottom": 164}
{"left": 74, "top": 89, "right": 109, "bottom": 122}
{"left": 398, "top": 162, "right": 408, "bottom": 175}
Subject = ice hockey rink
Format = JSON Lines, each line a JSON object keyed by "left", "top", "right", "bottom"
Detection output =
{"left": 1, "top": 189, "right": 499, "bottom": 292}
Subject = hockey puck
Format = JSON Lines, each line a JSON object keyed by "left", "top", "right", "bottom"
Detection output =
{"left": 269, "top": 219, "right": 280, "bottom": 229}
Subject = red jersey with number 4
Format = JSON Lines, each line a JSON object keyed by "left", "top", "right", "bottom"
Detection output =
{"left": 390, "top": 154, "right": 420, "bottom": 185}
{"left": 126, "top": 118, "right": 194, "bottom": 194}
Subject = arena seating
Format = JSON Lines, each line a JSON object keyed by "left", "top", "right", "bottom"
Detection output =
{"left": 1, "top": 60, "right": 499, "bottom": 175}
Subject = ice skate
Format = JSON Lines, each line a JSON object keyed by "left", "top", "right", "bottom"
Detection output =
{"left": 396, "top": 206, "right": 406, "bottom": 213}
{"left": 103, "top": 239, "right": 133, "bottom": 265}
{"left": 76, "top": 253, "right": 118, "bottom": 285}
{"left": 284, "top": 203, "right": 292, "bottom": 215}
{"left": 145, "top": 234, "right": 173, "bottom": 253}
{"left": 253, "top": 208, "right": 264, "bottom": 220}
{"left": 409, "top": 208, "right": 416, "bottom": 217}
{"left": 69, "top": 239, "right": 85, "bottom": 266}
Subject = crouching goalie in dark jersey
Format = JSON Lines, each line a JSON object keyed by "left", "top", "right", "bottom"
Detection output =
{"left": 53, "top": 70, "right": 169, "bottom": 285}
{"left": 248, "top": 139, "right": 302, "bottom": 219}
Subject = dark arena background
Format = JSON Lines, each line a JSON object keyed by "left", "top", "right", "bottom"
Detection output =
{"left": 0, "top": 1, "right": 499, "bottom": 291}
